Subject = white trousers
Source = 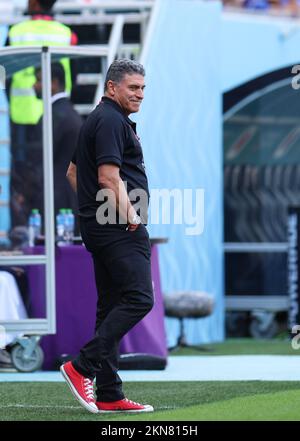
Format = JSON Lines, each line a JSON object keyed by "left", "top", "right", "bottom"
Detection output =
{"left": 0, "top": 271, "right": 28, "bottom": 346}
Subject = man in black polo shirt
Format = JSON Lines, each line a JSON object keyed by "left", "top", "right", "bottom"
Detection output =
{"left": 61, "top": 59, "right": 154, "bottom": 414}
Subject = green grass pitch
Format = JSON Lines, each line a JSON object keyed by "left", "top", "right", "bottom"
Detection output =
{"left": 1, "top": 381, "right": 300, "bottom": 421}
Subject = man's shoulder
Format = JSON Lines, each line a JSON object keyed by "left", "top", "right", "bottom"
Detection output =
{"left": 9, "top": 19, "right": 31, "bottom": 34}
{"left": 53, "top": 97, "right": 74, "bottom": 109}
{"left": 48, "top": 19, "right": 72, "bottom": 34}
{"left": 53, "top": 99, "right": 82, "bottom": 125}
{"left": 89, "top": 103, "right": 125, "bottom": 124}
{"left": 9, "top": 17, "right": 72, "bottom": 34}
{"left": 81, "top": 104, "right": 126, "bottom": 139}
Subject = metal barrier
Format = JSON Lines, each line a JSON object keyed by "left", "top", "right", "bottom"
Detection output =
{"left": 224, "top": 242, "right": 289, "bottom": 312}
{"left": 0, "top": 45, "right": 109, "bottom": 371}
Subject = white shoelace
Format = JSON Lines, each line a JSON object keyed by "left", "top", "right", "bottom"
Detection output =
{"left": 124, "top": 398, "right": 142, "bottom": 406}
{"left": 83, "top": 378, "right": 95, "bottom": 401}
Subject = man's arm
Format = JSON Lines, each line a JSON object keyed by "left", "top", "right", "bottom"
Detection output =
{"left": 98, "top": 164, "right": 140, "bottom": 231}
{"left": 66, "top": 161, "right": 77, "bottom": 192}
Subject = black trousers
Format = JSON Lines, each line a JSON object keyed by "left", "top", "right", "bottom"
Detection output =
{"left": 72, "top": 218, "right": 154, "bottom": 402}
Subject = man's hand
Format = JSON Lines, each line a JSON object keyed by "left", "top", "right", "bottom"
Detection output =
{"left": 127, "top": 207, "right": 141, "bottom": 231}
{"left": 66, "top": 162, "right": 77, "bottom": 192}
{"left": 98, "top": 165, "right": 141, "bottom": 230}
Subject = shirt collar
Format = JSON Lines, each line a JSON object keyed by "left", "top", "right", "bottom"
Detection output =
{"left": 51, "top": 92, "right": 69, "bottom": 105}
{"left": 101, "top": 96, "right": 136, "bottom": 127}
{"left": 31, "top": 13, "right": 54, "bottom": 21}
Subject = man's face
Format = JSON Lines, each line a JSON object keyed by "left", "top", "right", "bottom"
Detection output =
{"left": 108, "top": 73, "right": 145, "bottom": 115}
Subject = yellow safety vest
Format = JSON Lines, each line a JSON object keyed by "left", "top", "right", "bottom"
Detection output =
{"left": 9, "top": 19, "right": 73, "bottom": 125}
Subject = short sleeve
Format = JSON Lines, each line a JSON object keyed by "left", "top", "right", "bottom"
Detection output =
{"left": 95, "top": 116, "right": 126, "bottom": 168}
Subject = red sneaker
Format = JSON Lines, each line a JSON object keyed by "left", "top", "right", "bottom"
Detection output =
{"left": 96, "top": 398, "right": 154, "bottom": 413}
{"left": 60, "top": 361, "right": 98, "bottom": 414}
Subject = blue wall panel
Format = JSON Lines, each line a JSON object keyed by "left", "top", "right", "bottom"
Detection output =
{"left": 221, "top": 11, "right": 300, "bottom": 92}
{"left": 137, "top": 0, "right": 224, "bottom": 345}
{"left": 137, "top": 1, "right": 300, "bottom": 345}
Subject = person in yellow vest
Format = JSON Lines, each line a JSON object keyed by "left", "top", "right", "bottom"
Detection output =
{"left": 8, "top": 0, "right": 77, "bottom": 227}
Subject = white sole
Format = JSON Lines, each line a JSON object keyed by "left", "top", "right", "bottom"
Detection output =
{"left": 60, "top": 365, "right": 98, "bottom": 414}
{"left": 98, "top": 406, "right": 154, "bottom": 414}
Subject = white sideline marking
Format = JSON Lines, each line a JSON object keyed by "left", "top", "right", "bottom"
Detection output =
{"left": 0, "top": 404, "right": 82, "bottom": 410}
{"left": 2, "top": 356, "right": 300, "bottom": 382}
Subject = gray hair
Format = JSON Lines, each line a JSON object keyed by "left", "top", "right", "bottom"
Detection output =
{"left": 104, "top": 59, "right": 145, "bottom": 91}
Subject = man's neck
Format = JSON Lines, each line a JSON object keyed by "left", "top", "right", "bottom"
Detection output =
{"left": 51, "top": 91, "right": 69, "bottom": 104}
{"left": 104, "top": 94, "right": 130, "bottom": 117}
{"left": 29, "top": 10, "right": 53, "bottom": 16}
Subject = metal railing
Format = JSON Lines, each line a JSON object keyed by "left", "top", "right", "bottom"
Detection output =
{"left": 225, "top": 295, "right": 289, "bottom": 311}
{"left": 0, "top": 45, "right": 110, "bottom": 336}
{"left": 0, "top": 1, "right": 154, "bottom": 25}
{"left": 224, "top": 242, "right": 288, "bottom": 253}
{"left": 224, "top": 241, "right": 289, "bottom": 311}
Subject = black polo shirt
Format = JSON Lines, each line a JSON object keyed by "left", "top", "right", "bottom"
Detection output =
{"left": 72, "top": 96, "right": 149, "bottom": 220}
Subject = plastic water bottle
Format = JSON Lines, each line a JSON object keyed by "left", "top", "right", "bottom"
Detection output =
{"left": 64, "top": 209, "right": 75, "bottom": 244}
{"left": 68, "top": 209, "right": 75, "bottom": 244}
{"left": 56, "top": 208, "right": 66, "bottom": 246}
{"left": 28, "top": 209, "right": 41, "bottom": 247}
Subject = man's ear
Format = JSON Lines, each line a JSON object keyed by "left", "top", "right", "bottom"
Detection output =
{"left": 106, "top": 80, "right": 115, "bottom": 96}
